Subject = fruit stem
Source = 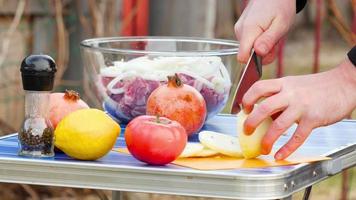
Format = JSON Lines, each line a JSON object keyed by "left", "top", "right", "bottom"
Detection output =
{"left": 156, "top": 115, "right": 160, "bottom": 123}
{"left": 167, "top": 73, "right": 182, "bottom": 87}
{"left": 153, "top": 115, "right": 171, "bottom": 125}
{"left": 64, "top": 90, "right": 80, "bottom": 101}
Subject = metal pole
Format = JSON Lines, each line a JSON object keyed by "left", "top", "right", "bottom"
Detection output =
{"left": 341, "top": 170, "right": 349, "bottom": 200}
{"left": 302, "top": 186, "right": 312, "bottom": 200}
{"left": 112, "top": 191, "right": 121, "bottom": 200}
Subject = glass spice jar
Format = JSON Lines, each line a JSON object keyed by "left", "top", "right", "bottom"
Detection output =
{"left": 18, "top": 55, "right": 56, "bottom": 157}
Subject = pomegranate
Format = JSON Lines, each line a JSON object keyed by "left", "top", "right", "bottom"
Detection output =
{"left": 49, "top": 90, "right": 89, "bottom": 128}
{"left": 146, "top": 74, "right": 207, "bottom": 136}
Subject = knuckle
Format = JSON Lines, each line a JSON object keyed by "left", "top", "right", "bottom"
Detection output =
{"left": 304, "top": 113, "right": 315, "bottom": 122}
{"left": 241, "top": 22, "right": 258, "bottom": 35}
{"left": 260, "top": 33, "right": 275, "bottom": 48}
{"left": 241, "top": 95, "right": 250, "bottom": 106}
{"left": 242, "top": 90, "right": 253, "bottom": 104}
{"left": 280, "top": 22, "right": 290, "bottom": 34}
{"left": 292, "top": 126, "right": 311, "bottom": 145}
{"left": 279, "top": 76, "right": 289, "bottom": 85}
{"left": 291, "top": 134, "right": 304, "bottom": 145}
{"left": 298, "top": 100, "right": 309, "bottom": 110}
{"left": 257, "top": 103, "right": 270, "bottom": 115}
{"left": 278, "top": 77, "right": 296, "bottom": 97}
{"left": 241, "top": 22, "right": 254, "bottom": 30}
{"left": 306, "top": 112, "right": 322, "bottom": 123}
{"left": 234, "top": 22, "right": 240, "bottom": 32}
{"left": 275, "top": 17, "right": 290, "bottom": 33}
{"left": 272, "top": 119, "right": 288, "bottom": 132}
{"left": 234, "top": 22, "right": 241, "bottom": 39}
{"left": 251, "top": 81, "right": 264, "bottom": 94}
{"left": 267, "top": 49, "right": 277, "bottom": 58}
{"left": 301, "top": 113, "right": 315, "bottom": 124}
{"left": 281, "top": 144, "right": 294, "bottom": 155}
{"left": 284, "top": 90, "right": 295, "bottom": 100}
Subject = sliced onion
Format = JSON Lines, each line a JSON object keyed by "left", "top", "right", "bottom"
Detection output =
{"left": 107, "top": 71, "right": 136, "bottom": 94}
{"left": 177, "top": 70, "right": 215, "bottom": 89}
{"left": 100, "top": 66, "right": 124, "bottom": 77}
{"left": 193, "top": 79, "right": 204, "bottom": 91}
{"left": 140, "top": 71, "right": 172, "bottom": 81}
{"left": 103, "top": 56, "right": 231, "bottom": 94}
{"left": 218, "top": 60, "right": 231, "bottom": 86}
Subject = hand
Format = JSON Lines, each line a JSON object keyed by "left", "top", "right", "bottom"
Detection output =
{"left": 235, "top": 0, "right": 296, "bottom": 64}
{"left": 242, "top": 59, "right": 356, "bottom": 160}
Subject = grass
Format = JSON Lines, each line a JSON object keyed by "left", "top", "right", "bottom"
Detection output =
{"left": 293, "top": 168, "right": 356, "bottom": 200}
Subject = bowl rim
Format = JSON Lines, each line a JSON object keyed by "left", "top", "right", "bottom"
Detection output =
{"left": 80, "top": 36, "right": 239, "bottom": 56}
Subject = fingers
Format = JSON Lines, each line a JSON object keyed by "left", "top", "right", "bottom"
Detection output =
{"left": 242, "top": 79, "right": 282, "bottom": 113}
{"left": 234, "top": 11, "right": 246, "bottom": 40}
{"left": 274, "top": 121, "right": 313, "bottom": 160}
{"left": 236, "top": 24, "right": 264, "bottom": 63}
{"left": 262, "top": 46, "right": 277, "bottom": 65}
{"left": 261, "top": 107, "right": 300, "bottom": 154}
{"left": 254, "top": 18, "right": 288, "bottom": 56}
{"left": 243, "top": 93, "right": 288, "bottom": 135}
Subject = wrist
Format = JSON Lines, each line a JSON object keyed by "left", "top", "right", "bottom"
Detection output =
{"left": 340, "top": 59, "right": 356, "bottom": 85}
{"left": 337, "top": 59, "right": 356, "bottom": 108}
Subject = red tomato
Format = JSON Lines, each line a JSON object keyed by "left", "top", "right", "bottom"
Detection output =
{"left": 125, "top": 115, "right": 187, "bottom": 165}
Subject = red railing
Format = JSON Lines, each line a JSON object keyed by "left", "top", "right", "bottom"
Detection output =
{"left": 122, "top": 0, "right": 149, "bottom": 36}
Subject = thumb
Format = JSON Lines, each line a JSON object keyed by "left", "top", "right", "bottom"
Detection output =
{"left": 261, "top": 46, "right": 277, "bottom": 65}
{"left": 254, "top": 19, "right": 288, "bottom": 56}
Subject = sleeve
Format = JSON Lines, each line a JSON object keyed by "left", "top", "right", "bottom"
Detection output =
{"left": 296, "top": 0, "right": 307, "bottom": 13}
{"left": 347, "top": 46, "right": 356, "bottom": 67}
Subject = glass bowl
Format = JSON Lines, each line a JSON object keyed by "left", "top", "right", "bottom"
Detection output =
{"left": 80, "top": 37, "right": 239, "bottom": 123}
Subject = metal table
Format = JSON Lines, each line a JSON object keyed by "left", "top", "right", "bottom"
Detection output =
{"left": 0, "top": 115, "right": 355, "bottom": 200}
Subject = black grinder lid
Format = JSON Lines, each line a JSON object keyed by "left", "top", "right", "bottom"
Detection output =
{"left": 20, "top": 55, "right": 57, "bottom": 91}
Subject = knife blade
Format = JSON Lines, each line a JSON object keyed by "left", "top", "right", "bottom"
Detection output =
{"left": 230, "top": 50, "right": 262, "bottom": 114}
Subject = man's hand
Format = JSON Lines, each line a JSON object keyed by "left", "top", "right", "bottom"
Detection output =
{"left": 235, "top": 0, "right": 296, "bottom": 64}
{"left": 242, "top": 59, "right": 356, "bottom": 160}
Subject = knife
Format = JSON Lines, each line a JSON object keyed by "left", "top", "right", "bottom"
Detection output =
{"left": 230, "top": 49, "right": 262, "bottom": 114}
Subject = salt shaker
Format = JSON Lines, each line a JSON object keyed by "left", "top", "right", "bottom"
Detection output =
{"left": 18, "top": 55, "right": 56, "bottom": 157}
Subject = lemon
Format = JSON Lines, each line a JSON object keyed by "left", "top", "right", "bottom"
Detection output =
{"left": 55, "top": 109, "right": 121, "bottom": 160}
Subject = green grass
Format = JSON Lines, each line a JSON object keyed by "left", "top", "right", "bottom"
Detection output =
{"left": 293, "top": 168, "right": 356, "bottom": 199}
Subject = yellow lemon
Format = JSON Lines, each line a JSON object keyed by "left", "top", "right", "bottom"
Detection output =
{"left": 55, "top": 109, "right": 121, "bottom": 160}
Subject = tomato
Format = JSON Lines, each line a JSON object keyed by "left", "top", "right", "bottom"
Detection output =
{"left": 125, "top": 115, "right": 187, "bottom": 165}
{"left": 146, "top": 74, "right": 207, "bottom": 136}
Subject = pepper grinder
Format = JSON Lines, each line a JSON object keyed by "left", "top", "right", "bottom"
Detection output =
{"left": 19, "top": 55, "right": 57, "bottom": 157}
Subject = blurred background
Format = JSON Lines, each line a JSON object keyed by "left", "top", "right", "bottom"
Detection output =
{"left": 0, "top": 0, "right": 354, "bottom": 199}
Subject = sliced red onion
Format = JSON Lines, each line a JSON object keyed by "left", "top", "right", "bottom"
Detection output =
{"left": 107, "top": 71, "right": 136, "bottom": 94}
{"left": 176, "top": 69, "right": 215, "bottom": 89}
